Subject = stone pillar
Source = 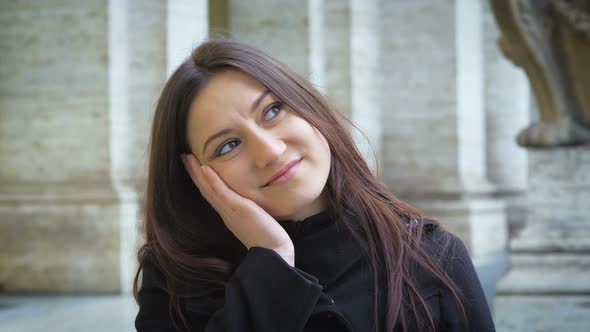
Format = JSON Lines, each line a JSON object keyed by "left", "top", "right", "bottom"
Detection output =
{"left": 483, "top": 1, "right": 529, "bottom": 195}
{"left": 481, "top": 0, "right": 530, "bottom": 309}
{"left": 321, "top": 0, "right": 351, "bottom": 118}
{"left": 110, "top": 0, "right": 208, "bottom": 294}
{"left": 0, "top": 0, "right": 208, "bottom": 294}
{"left": 495, "top": 148, "right": 590, "bottom": 331}
{"left": 483, "top": 0, "right": 530, "bottom": 239}
{"left": 350, "top": 0, "right": 382, "bottom": 175}
{"left": 310, "top": 0, "right": 382, "bottom": 174}
{"left": 229, "top": 0, "right": 310, "bottom": 77}
{"left": 109, "top": 0, "right": 169, "bottom": 295}
{"left": 166, "top": 0, "right": 209, "bottom": 75}
{"left": 308, "top": 0, "right": 326, "bottom": 90}
{"left": 0, "top": 1, "right": 120, "bottom": 292}
{"left": 379, "top": 0, "right": 507, "bottom": 305}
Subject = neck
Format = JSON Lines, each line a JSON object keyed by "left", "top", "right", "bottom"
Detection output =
{"left": 279, "top": 190, "right": 329, "bottom": 222}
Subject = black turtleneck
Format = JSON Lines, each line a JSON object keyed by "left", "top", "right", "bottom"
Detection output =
{"left": 277, "top": 209, "right": 336, "bottom": 239}
{"left": 136, "top": 210, "right": 496, "bottom": 332}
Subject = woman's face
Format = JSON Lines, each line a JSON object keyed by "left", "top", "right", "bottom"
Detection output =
{"left": 186, "top": 70, "right": 331, "bottom": 221}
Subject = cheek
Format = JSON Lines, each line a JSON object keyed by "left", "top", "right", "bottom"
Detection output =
{"left": 213, "top": 166, "right": 249, "bottom": 196}
{"left": 213, "top": 163, "right": 264, "bottom": 203}
{"left": 290, "top": 117, "right": 331, "bottom": 163}
{"left": 310, "top": 125, "right": 331, "bottom": 155}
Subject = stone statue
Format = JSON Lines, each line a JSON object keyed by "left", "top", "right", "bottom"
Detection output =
{"left": 489, "top": 0, "right": 590, "bottom": 147}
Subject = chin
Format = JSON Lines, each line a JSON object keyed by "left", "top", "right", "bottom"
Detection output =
{"left": 266, "top": 205, "right": 301, "bottom": 221}
{"left": 271, "top": 196, "right": 324, "bottom": 221}
{"left": 260, "top": 199, "right": 302, "bottom": 220}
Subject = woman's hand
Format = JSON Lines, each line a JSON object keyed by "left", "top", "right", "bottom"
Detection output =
{"left": 181, "top": 153, "right": 295, "bottom": 266}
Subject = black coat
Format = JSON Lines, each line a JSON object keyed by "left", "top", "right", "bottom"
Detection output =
{"left": 135, "top": 211, "right": 495, "bottom": 331}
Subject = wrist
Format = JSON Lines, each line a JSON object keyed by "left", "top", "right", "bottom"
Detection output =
{"left": 273, "top": 245, "right": 295, "bottom": 267}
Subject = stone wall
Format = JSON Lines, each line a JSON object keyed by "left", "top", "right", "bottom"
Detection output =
{"left": 495, "top": 148, "right": 590, "bottom": 331}
{"left": 0, "top": 0, "right": 119, "bottom": 292}
{"left": 0, "top": 0, "right": 207, "bottom": 294}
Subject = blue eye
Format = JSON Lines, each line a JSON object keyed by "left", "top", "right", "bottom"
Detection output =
{"left": 263, "top": 103, "right": 283, "bottom": 121}
{"left": 216, "top": 140, "right": 240, "bottom": 156}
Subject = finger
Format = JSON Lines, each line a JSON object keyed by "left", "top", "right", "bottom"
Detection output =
{"left": 184, "top": 155, "right": 233, "bottom": 212}
{"left": 180, "top": 154, "right": 200, "bottom": 186}
{"left": 187, "top": 153, "right": 202, "bottom": 168}
{"left": 182, "top": 154, "right": 213, "bottom": 197}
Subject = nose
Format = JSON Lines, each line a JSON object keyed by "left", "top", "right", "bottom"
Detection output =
{"left": 248, "top": 127, "right": 286, "bottom": 169}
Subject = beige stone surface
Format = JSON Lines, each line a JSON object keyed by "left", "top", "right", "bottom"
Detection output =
{"left": 496, "top": 147, "right": 590, "bottom": 330}
{"left": 0, "top": 0, "right": 110, "bottom": 184}
{"left": 0, "top": 98, "right": 110, "bottom": 184}
{"left": 230, "top": 0, "right": 310, "bottom": 77}
{"left": 322, "top": 0, "right": 351, "bottom": 118}
{"left": 417, "top": 197, "right": 507, "bottom": 264}
{"left": 377, "top": 6, "right": 508, "bottom": 311}
{"left": 0, "top": 201, "right": 120, "bottom": 292}
{"left": 0, "top": 0, "right": 174, "bottom": 293}
{"left": 495, "top": 296, "right": 590, "bottom": 332}
{"left": 109, "top": 0, "right": 167, "bottom": 186}
{"left": 482, "top": 0, "right": 529, "bottom": 192}
{"left": 166, "top": 0, "right": 209, "bottom": 74}
{"left": 380, "top": 0, "right": 462, "bottom": 195}
{"left": 511, "top": 148, "right": 590, "bottom": 251}
{"left": 0, "top": 1, "right": 118, "bottom": 293}
{"left": 350, "top": 0, "right": 381, "bottom": 175}
{"left": 497, "top": 254, "right": 590, "bottom": 294}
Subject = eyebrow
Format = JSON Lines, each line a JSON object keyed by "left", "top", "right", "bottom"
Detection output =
{"left": 201, "top": 89, "right": 272, "bottom": 155}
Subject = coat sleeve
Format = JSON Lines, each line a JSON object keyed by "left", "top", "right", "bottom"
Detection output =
{"left": 135, "top": 247, "right": 323, "bottom": 332}
{"left": 439, "top": 233, "right": 496, "bottom": 332}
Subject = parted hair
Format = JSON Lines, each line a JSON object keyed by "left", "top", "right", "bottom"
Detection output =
{"left": 133, "top": 39, "right": 466, "bottom": 332}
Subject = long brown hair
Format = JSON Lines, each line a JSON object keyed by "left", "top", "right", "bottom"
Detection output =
{"left": 133, "top": 39, "right": 466, "bottom": 331}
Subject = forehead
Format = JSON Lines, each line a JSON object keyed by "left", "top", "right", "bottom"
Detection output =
{"left": 190, "top": 70, "right": 265, "bottom": 122}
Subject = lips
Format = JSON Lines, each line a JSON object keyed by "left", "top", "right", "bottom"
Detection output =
{"left": 263, "top": 158, "right": 302, "bottom": 187}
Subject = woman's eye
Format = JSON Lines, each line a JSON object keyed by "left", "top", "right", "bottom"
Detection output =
{"left": 263, "top": 103, "right": 283, "bottom": 121}
{"left": 217, "top": 140, "right": 240, "bottom": 156}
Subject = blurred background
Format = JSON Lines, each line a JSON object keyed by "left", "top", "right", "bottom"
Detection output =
{"left": 1, "top": 0, "right": 589, "bottom": 331}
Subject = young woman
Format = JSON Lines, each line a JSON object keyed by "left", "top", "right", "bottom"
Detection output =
{"left": 133, "top": 40, "right": 495, "bottom": 332}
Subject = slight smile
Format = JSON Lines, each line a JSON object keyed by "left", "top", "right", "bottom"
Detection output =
{"left": 263, "top": 158, "right": 303, "bottom": 187}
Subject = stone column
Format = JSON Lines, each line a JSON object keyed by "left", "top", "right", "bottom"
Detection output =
{"left": 379, "top": 0, "right": 507, "bottom": 305}
{"left": 0, "top": 1, "right": 120, "bottom": 292}
{"left": 481, "top": 0, "right": 530, "bottom": 309}
{"left": 495, "top": 148, "right": 590, "bottom": 331}
{"left": 229, "top": 0, "right": 310, "bottom": 77}
{"left": 308, "top": 0, "right": 326, "bottom": 90}
{"left": 483, "top": 0, "right": 530, "bottom": 240}
{"left": 0, "top": 0, "right": 208, "bottom": 294}
{"left": 350, "top": 0, "right": 382, "bottom": 175}
{"left": 166, "top": 0, "right": 209, "bottom": 75}
{"left": 483, "top": 0, "right": 529, "bottom": 196}
{"left": 321, "top": 0, "right": 351, "bottom": 118}
{"left": 310, "top": 0, "right": 383, "bottom": 174}
{"left": 110, "top": 0, "right": 208, "bottom": 294}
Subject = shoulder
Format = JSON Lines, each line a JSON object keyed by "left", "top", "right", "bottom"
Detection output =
{"left": 138, "top": 251, "right": 168, "bottom": 291}
{"left": 411, "top": 219, "right": 477, "bottom": 294}
{"left": 419, "top": 221, "right": 496, "bottom": 330}
{"left": 419, "top": 219, "right": 470, "bottom": 266}
{"left": 418, "top": 220, "right": 488, "bottom": 306}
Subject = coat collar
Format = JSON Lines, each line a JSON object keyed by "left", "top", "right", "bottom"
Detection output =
{"left": 278, "top": 210, "right": 367, "bottom": 287}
